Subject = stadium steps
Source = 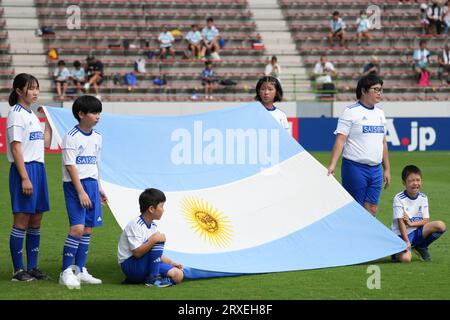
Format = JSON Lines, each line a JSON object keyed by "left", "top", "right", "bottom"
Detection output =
{"left": 2, "top": 0, "right": 52, "bottom": 101}
{"left": 247, "top": 0, "right": 314, "bottom": 101}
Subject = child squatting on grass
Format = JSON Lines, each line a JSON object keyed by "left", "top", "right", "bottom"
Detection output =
{"left": 391, "top": 165, "right": 446, "bottom": 262}
{"left": 118, "top": 188, "right": 184, "bottom": 287}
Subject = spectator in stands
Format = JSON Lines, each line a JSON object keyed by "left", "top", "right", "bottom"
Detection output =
{"left": 54, "top": 60, "right": 70, "bottom": 101}
{"left": 443, "top": 1, "right": 450, "bottom": 34}
{"left": 201, "top": 60, "right": 216, "bottom": 100}
{"left": 438, "top": 43, "right": 450, "bottom": 84}
{"left": 134, "top": 58, "right": 146, "bottom": 74}
{"left": 427, "top": 0, "right": 444, "bottom": 35}
{"left": 419, "top": 3, "right": 430, "bottom": 34}
{"left": 201, "top": 17, "right": 220, "bottom": 60}
{"left": 185, "top": 24, "right": 203, "bottom": 60}
{"left": 313, "top": 55, "right": 336, "bottom": 88}
{"left": 413, "top": 40, "right": 431, "bottom": 84}
{"left": 355, "top": 10, "right": 372, "bottom": 46}
{"left": 362, "top": 56, "right": 381, "bottom": 77}
{"left": 70, "top": 60, "right": 86, "bottom": 95}
{"left": 264, "top": 55, "right": 282, "bottom": 83}
{"left": 84, "top": 56, "right": 104, "bottom": 100}
{"left": 328, "top": 11, "right": 346, "bottom": 47}
{"left": 158, "top": 26, "right": 176, "bottom": 60}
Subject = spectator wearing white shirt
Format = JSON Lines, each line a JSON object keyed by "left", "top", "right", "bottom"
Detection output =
{"left": 264, "top": 56, "right": 282, "bottom": 83}
{"left": 201, "top": 17, "right": 220, "bottom": 60}
{"left": 158, "top": 26, "right": 176, "bottom": 60}
{"left": 413, "top": 40, "right": 431, "bottom": 81}
{"left": 185, "top": 24, "right": 203, "bottom": 60}
{"left": 443, "top": 1, "right": 450, "bottom": 34}
{"left": 313, "top": 55, "right": 336, "bottom": 87}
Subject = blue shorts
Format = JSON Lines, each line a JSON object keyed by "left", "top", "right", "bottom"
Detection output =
{"left": 341, "top": 158, "right": 382, "bottom": 206}
{"left": 63, "top": 178, "right": 102, "bottom": 227}
{"left": 121, "top": 254, "right": 173, "bottom": 284}
{"left": 392, "top": 227, "right": 426, "bottom": 260}
{"left": 9, "top": 161, "right": 50, "bottom": 214}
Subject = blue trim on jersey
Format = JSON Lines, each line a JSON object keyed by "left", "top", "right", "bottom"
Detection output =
{"left": 76, "top": 125, "right": 94, "bottom": 136}
{"left": 358, "top": 101, "right": 375, "bottom": 110}
{"left": 138, "top": 215, "right": 153, "bottom": 229}
{"left": 14, "top": 104, "right": 32, "bottom": 114}
{"left": 347, "top": 102, "right": 361, "bottom": 109}
{"left": 403, "top": 190, "right": 419, "bottom": 201}
{"left": 68, "top": 126, "right": 79, "bottom": 136}
{"left": 266, "top": 106, "right": 276, "bottom": 111}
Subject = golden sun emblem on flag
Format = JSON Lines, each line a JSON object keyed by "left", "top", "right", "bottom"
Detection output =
{"left": 181, "top": 196, "right": 232, "bottom": 248}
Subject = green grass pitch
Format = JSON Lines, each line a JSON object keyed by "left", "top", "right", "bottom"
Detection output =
{"left": 0, "top": 152, "right": 449, "bottom": 300}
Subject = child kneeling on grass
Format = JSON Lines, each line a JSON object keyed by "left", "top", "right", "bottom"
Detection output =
{"left": 391, "top": 165, "right": 446, "bottom": 262}
{"left": 117, "top": 188, "right": 184, "bottom": 287}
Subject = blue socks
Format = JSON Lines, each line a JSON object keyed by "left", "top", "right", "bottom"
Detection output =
{"left": 147, "top": 242, "right": 165, "bottom": 281}
{"left": 10, "top": 227, "right": 25, "bottom": 272}
{"left": 26, "top": 227, "right": 40, "bottom": 270}
{"left": 62, "top": 234, "right": 80, "bottom": 271}
{"left": 75, "top": 234, "right": 91, "bottom": 271}
{"left": 424, "top": 230, "right": 446, "bottom": 247}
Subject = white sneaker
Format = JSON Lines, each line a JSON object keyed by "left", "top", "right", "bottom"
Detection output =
{"left": 78, "top": 267, "right": 102, "bottom": 284}
{"left": 84, "top": 83, "right": 90, "bottom": 90}
{"left": 59, "top": 267, "right": 81, "bottom": 289}
{"left": 95, "top": 95, "right": 102, "bottom": 101}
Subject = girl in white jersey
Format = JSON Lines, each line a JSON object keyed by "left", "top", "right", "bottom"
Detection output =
{"left": 7, "top": 73, "right": 52, "bottom": 282}
{"left": 255, "top": 76, "right": 290, "bottom": 133}
{"left": 327, "top": 74, "right": 391, "bottom": 216}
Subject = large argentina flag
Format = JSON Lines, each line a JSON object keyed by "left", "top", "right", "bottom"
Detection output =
{"left": 44, "top": 103, "right": 405, "bottom": 278}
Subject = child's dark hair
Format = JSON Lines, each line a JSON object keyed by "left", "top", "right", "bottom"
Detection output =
{"left": 58, "top": 60, "right": 66, "bottom": 66}
{"left": 9, "top": 73, "right": 40, "bottom": 106}
{"left": 73, "top": 60, "right": 81, "bottom": 68}
{"left": 333, "top": 11, "right": 339, "bottom": 16}
{"left": 255, "top": 76, "right": 283, "bottom": 103}
{"left": 205, "top": 60, "right": 212, "bottom": 67}
{"left": 401, "top": 165, "right": 422, "bottom": 182}
{"left": 356, "top": 74, "right": 383, "bottom": 99}
{"left": 72, "top": 95, "right": 102, "bottom": 121}
{"left": 206, "top": 17, "right": 214, "bottom": 23}
{"left": 139, "top": 188, "right": 166, "bottom": 213}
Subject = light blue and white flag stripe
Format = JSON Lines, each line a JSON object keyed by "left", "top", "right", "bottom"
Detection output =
{"left": 44, "top": 103, "right": 405, "bottom": 278}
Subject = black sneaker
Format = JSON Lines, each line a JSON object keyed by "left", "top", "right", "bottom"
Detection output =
{"left": 413, "top": 246, "right": 432, "bottom": 261}
{"left": 28, "top": 268, "right": 52, "bottom": 280}
{"left": 11, "top": 269, "right": 35, "bottom": 282}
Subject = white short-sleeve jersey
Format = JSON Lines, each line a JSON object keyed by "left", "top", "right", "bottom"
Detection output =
{"left": 334, "top": 102, "right": 386, "bottom": 166}
{"left": 62, "top": 126, "right": 102, "bottom": 182}
{"left": 118, "top": 216, "right": 159, "bottom": 264}
{"left": 6, "top": 104, "right": 45, "bottom": 163}
{"left": 391, "top": 191, "right": 429, "bottom": 236}
{"left": 267, "top": 106, "right": 290, "bottom": 133}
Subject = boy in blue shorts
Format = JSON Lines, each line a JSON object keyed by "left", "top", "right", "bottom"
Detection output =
{"left": 59, "top": 95, "right": 107, "bottom": 289}
{"left": 392, "top": 165, "right": 446, "bottom": 262}
{"left": 118, "top": 188, "right": 184, "bottom": 287}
